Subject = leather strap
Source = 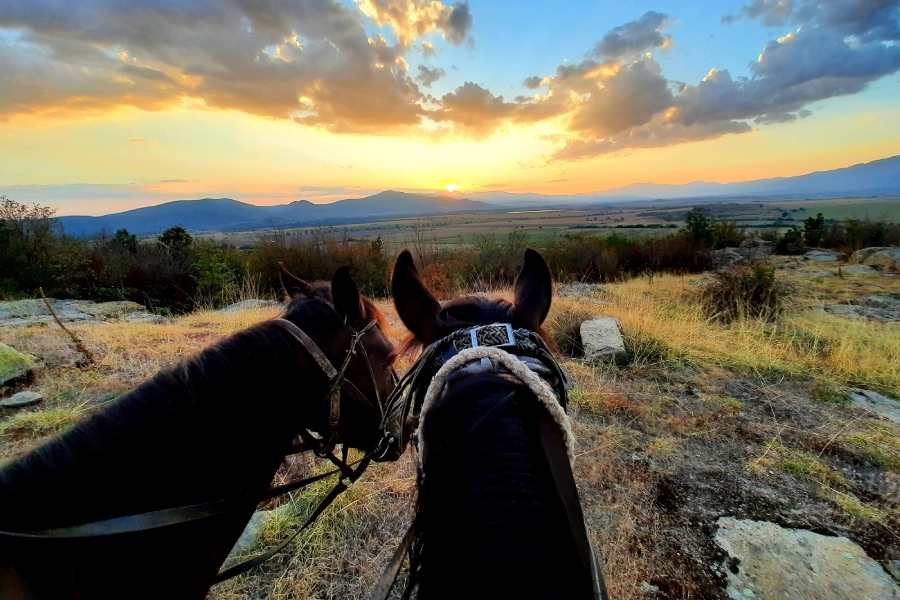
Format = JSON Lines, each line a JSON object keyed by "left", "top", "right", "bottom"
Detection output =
{"left": 536, "top": 411, "right": 609, "bottom": 600}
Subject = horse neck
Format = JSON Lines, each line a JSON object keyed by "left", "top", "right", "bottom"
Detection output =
{"left": 413, "top": 374, "right": 592, "bottom": 599}
{"left": 0, "top": 318, "right": 330, "bottom": 532}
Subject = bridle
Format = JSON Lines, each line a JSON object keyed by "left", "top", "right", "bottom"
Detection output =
{"left": 270, "top": 297, "right": 401, "bottom": 460}
{"left": 371, "top": 323, "right": 609, "bottom": 600}
{"left": 0, "top": 299, "right": 400, "bottom": 586}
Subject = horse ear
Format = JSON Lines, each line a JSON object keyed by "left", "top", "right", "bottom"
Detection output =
{"left": 279, "top": 262, "right": 312, "bottom": 297}
{"left": 331, "top": 266, "right": 362, "bottom": 324}
{"left": 392, "top": 249, "right": 441, "bottom": 344}
{"left": 513, "top": 248, "right": 552, "bottom": 331}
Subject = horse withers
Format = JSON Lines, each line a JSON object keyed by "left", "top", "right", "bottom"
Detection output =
{"left": 386, "top": 248, "right": 606, "bottom": 599}
{"left": 0, "top": 267, "right": 402, "bottom": 599}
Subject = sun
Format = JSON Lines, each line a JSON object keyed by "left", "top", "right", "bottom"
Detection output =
{"left": 444, "top": 183, "right": 459, "bottom": 192}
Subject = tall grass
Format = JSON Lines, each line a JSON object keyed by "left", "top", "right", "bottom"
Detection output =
{"left": 552, "top": 274, "right": 900, "bottom": 395}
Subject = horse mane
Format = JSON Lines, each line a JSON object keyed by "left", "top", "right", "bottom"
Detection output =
{"left": 396, "top": 295, "right": 553, "bottom": 358}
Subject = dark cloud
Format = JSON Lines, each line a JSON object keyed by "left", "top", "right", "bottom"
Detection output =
{"left": 440, "top": 3, "right": 473, "bottom": 45}
{"left": 591, "top": 11, "right": 671, "bottom": 59}
{"left": 741, "top": 0, "right": 797, "bottom": 27}
{"left": 435, "top": 82, "right": 556, "bottom": 139}
{"left": 416, "top": 64, "right": 446, "bottom": 87}
{"left": 523, "top": 76, "right": 543, "bottom": 89}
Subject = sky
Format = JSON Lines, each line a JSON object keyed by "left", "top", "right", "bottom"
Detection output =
{"left": 1, "top": 0, "right": 899, "bottom": 215}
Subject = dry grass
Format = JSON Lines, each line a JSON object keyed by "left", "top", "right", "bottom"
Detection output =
{"left": 1, "top": 265, "right": 899, "bottom": 598}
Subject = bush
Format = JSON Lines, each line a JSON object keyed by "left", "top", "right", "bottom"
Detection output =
{"left": 775, "top": 227, "right": 805, "bottom": 255}
{"left": 701, "top": 263, "right": 784, "bottom": 322}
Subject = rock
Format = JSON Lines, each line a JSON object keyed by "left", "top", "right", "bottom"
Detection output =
{"left": 218, "top": 299, "right": 283, "bottom": 313}
{"left": 580, "top": 317, "right": 627, "bottom": 365}
{"left": 849, "top": 247, "right": 900, "bottom": 268}
{"left": 849, "top": 389, "right": 900, "bottom": 424}
{"left": 558, "top": 282, "right": 601, "bottom": 298}
{"left": 711, "top": 248, "right": 745, "bottom": 268}
{"left": 225, "top": 503, "right": 294, "bottom": 563}
{"left": 804, "top": 250, "right": 844, "bottom": 262}
{"left": 714, "top": 517, "right": 900, "bottom": 600}
{"left": 839, "top": 264, "right": 878, "bottom": 276}
{"left": 854, "top": 295, "right": 900, "bottom": 310}
{"left": 0, "top": 342, "right": 39, "bottom": 388}
{"left": 0, "top": 391, "right": 43, "bottom": 408}
{"left": 0, "top": 298, "right": 164, "bottom": 329}
{"left": 815, "top": 303, "right": 900, "bottom": 322}
{"left": 799, "top": 270, "right": 835, "bottom": 277}
{"left": 886, "top": 560, "right": 900, "bottom": 580}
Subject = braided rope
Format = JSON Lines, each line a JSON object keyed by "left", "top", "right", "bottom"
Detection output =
{"left": 415, "top": 346, "right": 575, "bottom": 472}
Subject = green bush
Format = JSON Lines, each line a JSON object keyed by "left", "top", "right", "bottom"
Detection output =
{"left": 701, "top": 263, "right": 784, "bottom": 322}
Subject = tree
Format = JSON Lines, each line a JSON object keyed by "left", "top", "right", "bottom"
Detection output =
{"left": 113, "top": 228, "right": 138, "bottom": 253}
{"left": 803, "top": 213, "right": 826, "bottom": 247}
{"left": 683, "top": 207, "right": 714, "bottom": 247}
{"left": 158, "top": 226, "right": 193, "bottom": 252}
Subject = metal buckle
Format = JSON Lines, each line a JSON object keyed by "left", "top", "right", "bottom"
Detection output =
{"left": 469, "top": 323, "right": 516, "bottom": 348}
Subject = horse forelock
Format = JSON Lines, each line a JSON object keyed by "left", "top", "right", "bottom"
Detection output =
{"left": 397, "top": 295, "right": 553, "bottom": 358}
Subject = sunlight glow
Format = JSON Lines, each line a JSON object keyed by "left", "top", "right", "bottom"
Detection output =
{"left": 445, "top": 183, "right": 459, "bottom": 192}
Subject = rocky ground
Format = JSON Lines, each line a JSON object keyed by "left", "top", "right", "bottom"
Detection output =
{"left": 0, "top": 249, "right": 898, "bottom": 599}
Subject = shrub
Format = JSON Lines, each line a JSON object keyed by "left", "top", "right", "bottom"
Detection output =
{"left": 775, "top": 227, "right": 805, "bottom": 255}
{"left": 701, "top": 262, "right": 784, "bottom": 322}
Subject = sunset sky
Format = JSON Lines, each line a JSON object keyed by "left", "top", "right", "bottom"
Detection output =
{"left": 2, "top": 0, "right": 899, "bottom": 215}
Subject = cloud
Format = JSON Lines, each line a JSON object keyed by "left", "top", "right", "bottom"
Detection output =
{"left": 128, "top": 137, "right": 159, "bottom": 144}
{"left": 355, "top": 0, "right": 472, "bottom": 46}
{"left": 540, "top": 4, "right": 900, "bottom": 160}
{"left": 591, "top": 11, "right": 671, "bottom": 59}
{"left": 415, "top": 64, "right": 446, "bottom": 87}
{"left": 523, "top": 76, "right": 543, "bottom": 89}
{"left": 435, "top": 82, "right": 558, "bottom": 139}
{"left": 0, "top": 0, "right": 443, "bottom": 132}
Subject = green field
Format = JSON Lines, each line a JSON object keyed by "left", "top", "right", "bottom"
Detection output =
{"left": 196, "top": 197, "right": 900, "bottom": 249}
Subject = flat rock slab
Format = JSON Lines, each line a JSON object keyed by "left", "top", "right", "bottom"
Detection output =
{"left": 218, "top": 299, "right": 283, "bottom": 313}
{"left": 0, "top": 391, "right": 43, "bottom": 408}
{"left": 805, "top": 250, "right": 844, "bottom": 262}
{"left": 840, "top": 264, "right": 879, "bottom": 276}
{"left": 558, "top": 282, "right": 602, "bottom": 298}
{"left": 714, "top": 517, "right": 899, "bottom": 600}
{"left": 580, "top": 316, "right": 627, "bottom": 365}
{"left": 849, "top": 389, "right": 900, "bottom": 424}
{"left": 0, "top": 299, "right": 166, "bottom": 329}
{"left": 0, "top": 342, "right": 39, "bottom": 387}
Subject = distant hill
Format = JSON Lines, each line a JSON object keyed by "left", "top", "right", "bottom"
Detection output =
{"left": 59, "top": 191, "right": 493, "bottom": 237}
{"left": 57, "top": 155, "right": 900, "bottom": 237}
{"left": 467, "top": 155, "right": 900, "bottom": 206}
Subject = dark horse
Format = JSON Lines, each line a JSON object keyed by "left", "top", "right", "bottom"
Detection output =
{"left": 0, "top": 267, "right": 400, "bottom": 599}
{"left": 388, "top": 248, "right": 605, "bottom": 599}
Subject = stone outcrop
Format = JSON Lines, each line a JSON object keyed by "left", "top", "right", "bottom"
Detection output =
{"left": 849, "top": 247, "right": 900, "bottom": 268}
{"left": 804, "top": 250, "right": 844, "bottom": 262}
{"left": 714, "top": 517, "right": 899, "bottom": 600}
{"left": 0, "top": 299, "right": 167, "bottom": 329}
{"left": 580, "top": 317, "right": 627, "bottom": 365}
{"left": 0, "top": 342, "right": 39, "bottom": 388}
{"left": 811, "top": 294, "right": 900, "bottom": 322}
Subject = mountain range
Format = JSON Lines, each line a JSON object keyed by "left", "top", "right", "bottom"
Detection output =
{"left": 57, "top": 155, "right": 900, "bottom": 237}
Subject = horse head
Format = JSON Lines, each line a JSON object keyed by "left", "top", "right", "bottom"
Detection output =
{"left": 391, "top": 247, "right": 553, "bottom": 348}
{"left": 280, "top": 264, "right": 401, "bottom": 458}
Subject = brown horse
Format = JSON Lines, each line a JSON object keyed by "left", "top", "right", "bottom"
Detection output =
{"left": 0, "top": 267, "right": 400, "bottom": 599}
{"left": 387, "top": 248, "right": 605, "bottom": 599}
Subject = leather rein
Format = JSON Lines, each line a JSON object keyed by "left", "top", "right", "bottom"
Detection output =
{"left": 0, "top": 302, "right": 398, "bottom": 586}
{"left": 370, "top": 323, "right": 610, "bottom": 600}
